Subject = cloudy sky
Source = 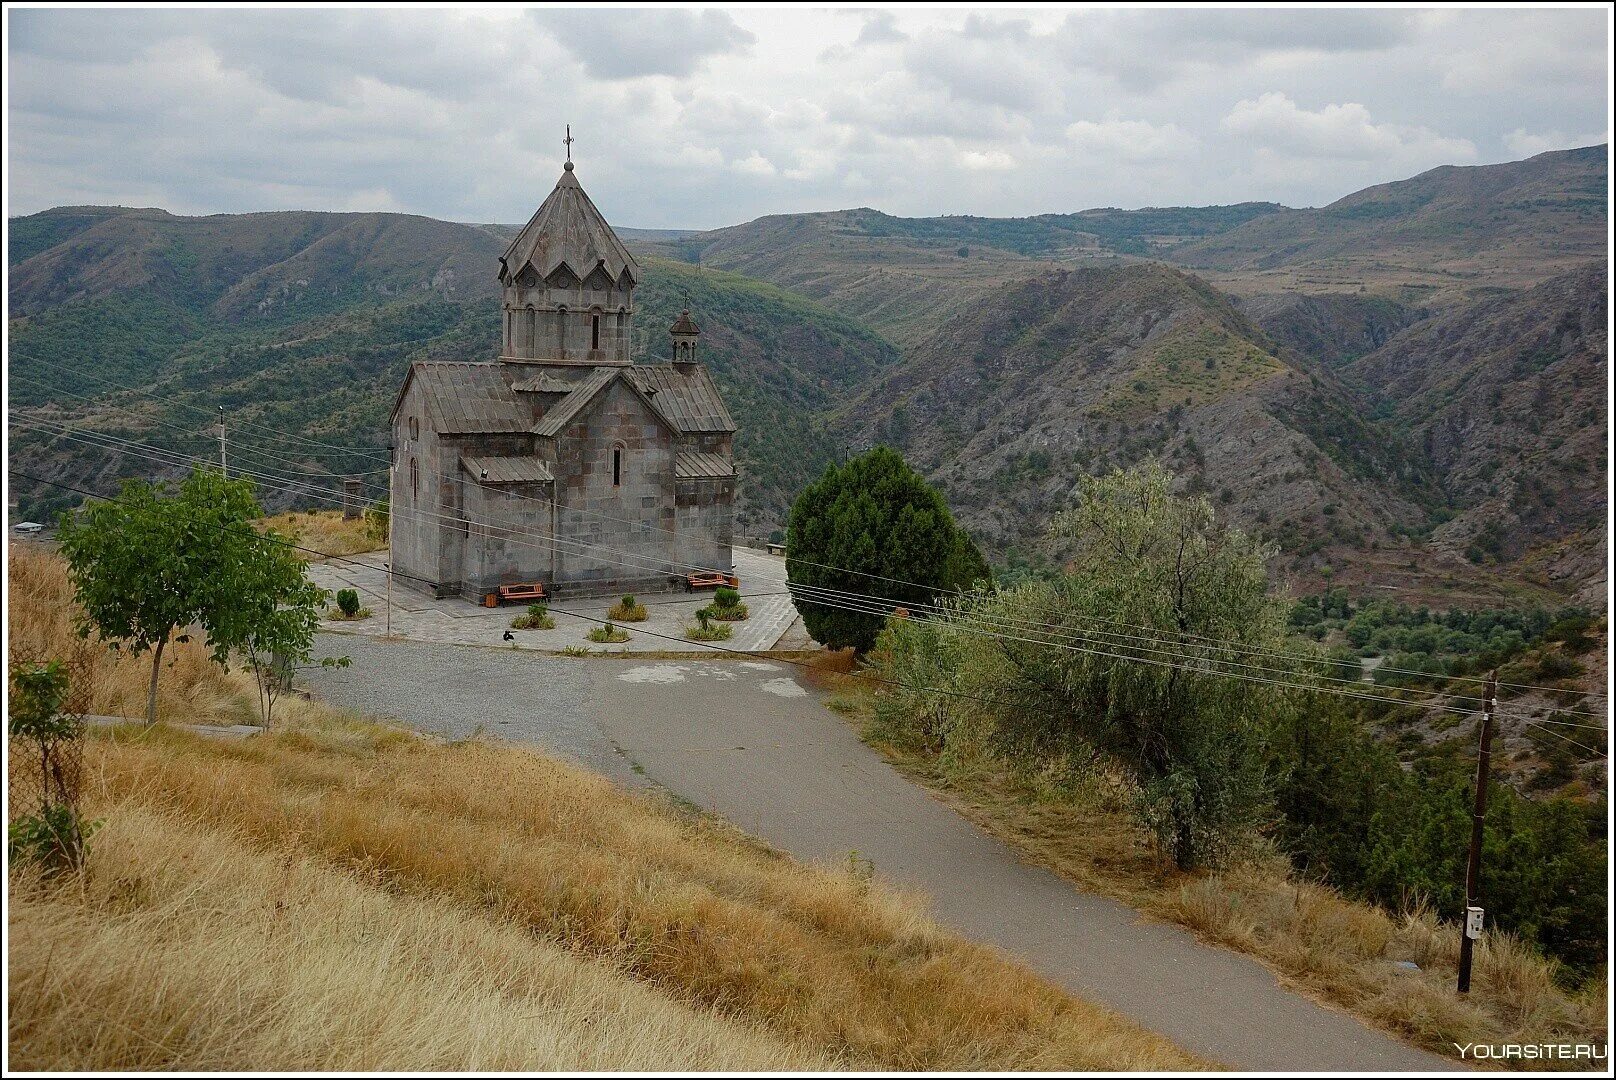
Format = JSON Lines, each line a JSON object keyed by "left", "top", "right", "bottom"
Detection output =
{"left": 6, "top": 5, "right": 1610, "bottom": 229}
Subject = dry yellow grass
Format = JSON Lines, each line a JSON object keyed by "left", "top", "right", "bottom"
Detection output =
{"left": 49, "top": 721, "right": 1203, "bottom": 1071}
{"left": 865, "top": 727, "right": 1608, "bottom": 1067}
{"left": 259, "top": 509, "right": 382, "bottom": 560}
{"left": 8, "top": 808, "right": 828, "bottom": 1072}
{"left": 8, "top": 547, "right": 1205, "bottom": 1072}
{"left": 8, "top": 544, "right": 245, "bottom": 723}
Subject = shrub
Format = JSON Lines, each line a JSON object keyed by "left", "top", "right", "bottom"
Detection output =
{"left": 8, "top": 659, "right": 97, "bottom": 873}
{"left": 711, "top": 587, "right": 749, "bottom": 621}
{"left": 588, "top": 622, "right": 630, "bottom": 644}
{"left": 511, "top": 603, "right": 555, "bottom": 631}
{"left": 336, "top": 589, "right": 361, "bottom": 617}
{"left": 9, "top": 804, "right": 99, "bottom": 873}
{"left": 607, "top": 594, "right": 648, "bottom": 622}
{"left": 687, "top": 620, "right": 734, "bottom": 642}
{"left": 363, "top": 499, "right": 389, "bottom": 546}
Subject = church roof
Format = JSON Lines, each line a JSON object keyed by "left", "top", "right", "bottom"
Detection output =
{"left": 675, "top": 451, "right": 734, "bottom": 479}
{"left": 499, "top": 163, "right": 640, "bottom": 286}
{"left": 400, "top": 362, "right": 531, "bottom": 434}
{"left": 533, "top": 367, "right": 623, "bottom": 437}
{"left": 398, "top": 361, "right": 735, "bottom": 438}
{"left": 461, "top": 455, "right": 554, "bottom": 484}
{"left": 627, "top": 366, "right": 735, "bottom": 432}
{"left": 670, "top": 310, "right": 700, "bottom": 335}
{"left": 510, "top": 373, "right": 575, "bottom": 393}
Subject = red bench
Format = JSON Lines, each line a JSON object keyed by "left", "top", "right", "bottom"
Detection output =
{"left": 686, "top": 571, "right": 739, "bottom": 591}
{"left": 484, "top": 582, "right": 547, "bottom": 607}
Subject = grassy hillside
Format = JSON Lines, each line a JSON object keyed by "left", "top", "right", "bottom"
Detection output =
{"left": 7, "top": 547, "right": 1202, "bottom": 1072}
{"left": 7, "top": 209, "right": 896, "bottom": 529}
{"left": 1172, "top": 146, "right": 1607, "bottom": 307}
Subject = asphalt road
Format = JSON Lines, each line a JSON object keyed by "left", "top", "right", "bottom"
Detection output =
{"left": 304, "top": 634, "right": 1461, "bottom": 1072}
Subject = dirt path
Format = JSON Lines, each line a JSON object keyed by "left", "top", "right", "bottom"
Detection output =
{"left": 303, "top": 638, "right": 1462, "bottom": 1072}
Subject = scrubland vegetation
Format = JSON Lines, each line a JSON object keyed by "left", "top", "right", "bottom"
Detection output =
{"left": 804, "top": 462, "right": 1606, "bottom": 1062}
{"left": 260, "top": 506, "right": 386, "bottom": 559}
{"left": 9, "top": 544, "right": 1201, "bottom": 1072}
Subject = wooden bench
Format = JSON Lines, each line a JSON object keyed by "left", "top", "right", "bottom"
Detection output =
{"left": 484, "top": 582, "right": 547, "bottom": 607}
{"left": 686, "top": 571, "right": 739, "bottom": 591}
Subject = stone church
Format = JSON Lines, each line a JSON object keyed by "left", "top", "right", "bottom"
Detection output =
{"left": 389, "top": 155, "right": 736, "bottom": 601}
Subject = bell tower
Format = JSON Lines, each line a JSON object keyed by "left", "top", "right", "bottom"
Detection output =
{"left": 497, "top": 131, "right": 640, "bottom": 366}
{"left": 670, "top": 305, "right": 700, "bottom": 368}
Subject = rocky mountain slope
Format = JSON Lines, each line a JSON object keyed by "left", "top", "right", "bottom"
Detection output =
{"left": 1240, "top": 293, "right": 1426, "bottom": 372}
{"left": 640, "top": 204, "right": 1281, "bottom": 348}
{"left": 1344, "top": 262, "right": 1608, "bottom": 603}
{"left": 829, "top": 262, "right": 1459, "bottom": 583}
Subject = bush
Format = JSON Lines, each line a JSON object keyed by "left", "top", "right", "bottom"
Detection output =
{"left": 510, "top": 603, "right": 555, "bottom": 631}
{"left": 9, "top": 804, "right": 99, "bottom": 873}
{"left": 336, "top": 589, "right": 361, "bottom": 617}
{"left": 686, "top": 620, "right": 734, "bottom": 642}
{"left": 588, "top": 622, "right": 630, "bottom": 644}
{"left": 363, "top": 499, "right": 389, "bottom": 546}
{"left": 710, "top": 586, "right": 749, "bottom": 621}
{"left": 607, "top": 594, "right": 648, "bottom": 622}
{"left": 787, "top": 447, "right": 989, "bottom": 653}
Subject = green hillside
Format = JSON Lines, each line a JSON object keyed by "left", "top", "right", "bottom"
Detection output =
{"left": 7, "top": 209, "right": 896, "bottom": 527}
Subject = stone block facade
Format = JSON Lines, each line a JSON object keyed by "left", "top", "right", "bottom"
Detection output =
{"left": 388, "top": 158, "right": 736, "bottom": 602}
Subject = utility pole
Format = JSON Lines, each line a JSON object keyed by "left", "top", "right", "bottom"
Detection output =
{"left": 385, "top": 458, "right": 394, "bottom": 639}
{"left": 1457, "top": 670, "right": 1498, "bottom": 993}
{"left": 218, "top": 406, "right": 227, "bottom": 477}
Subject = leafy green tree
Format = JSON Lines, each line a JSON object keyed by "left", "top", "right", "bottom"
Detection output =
{"left": 786, "top": 446, "right": 988, "bottom": 652}
{"left": 970, "top": 461, "right": 1284, "bottom": 868}
{"left": 203, "top": 518, "right": 333, "bottom": 727}
{"left": 58, "top": 469, "right": 258, "bottom": 725}
{"left": 56, "top": 467, "right": 329, "bottom": 727}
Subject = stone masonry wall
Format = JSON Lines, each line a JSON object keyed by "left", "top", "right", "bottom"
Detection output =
{"left": 551, "top": 379, "right": 680, "bottom": 595}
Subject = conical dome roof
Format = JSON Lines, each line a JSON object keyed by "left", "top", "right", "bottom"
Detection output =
{"left": 670, "top": 309, "right": 700, "bottom": 335}
{"left": 499, "top": 163, "right": 640, "bottom": 286}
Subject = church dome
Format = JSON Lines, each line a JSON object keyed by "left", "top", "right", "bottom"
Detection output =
{"left": 499, "top": 163, "right": 640, "bottom": 287}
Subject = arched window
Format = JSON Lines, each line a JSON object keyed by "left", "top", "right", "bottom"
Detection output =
{"left": 410, "top": 457, "right": 418, "bottom": 500}
{"left": 408, "top": 416, "right": 419, "bottom": 440}
{"left": 591, "top": 313, "right": 601, "bottom": 351}
{"left": 612, "top": 444, "right": 624, "bottom": 487}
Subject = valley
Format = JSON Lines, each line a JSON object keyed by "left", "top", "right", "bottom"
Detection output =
{"left": 8, "top": 145, "right": 1608, "bottom": 606}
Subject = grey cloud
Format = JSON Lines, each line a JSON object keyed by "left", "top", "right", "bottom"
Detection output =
{"left": 4, "top": 8, "right": 1605, "bottom": 227}
{"left": 531, "top": 8, "right": 755, "bottom": 80}
{"left": 853, "top": 11, "right": 906, "bottom": 46}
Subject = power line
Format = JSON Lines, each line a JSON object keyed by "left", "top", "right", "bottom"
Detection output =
{"left": 15, "top": 428, "right": 1604, "bottom": 722}
{"left": 11, "top": 360, "right": 392, "bottom": 457}
{"left": 17, "top": 374, "right": 1607, "bottom": 702}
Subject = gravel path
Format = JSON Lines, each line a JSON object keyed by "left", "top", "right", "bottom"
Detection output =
{"left": 301, "top": 634, "right": 1460, "bottom": 1072}
{"left": 307, "top": 633, "right": 640, "bottom": 788}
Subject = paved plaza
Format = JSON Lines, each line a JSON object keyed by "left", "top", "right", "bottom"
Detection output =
{"left": 306, "top": 545, "right": 808, "bottom": 654}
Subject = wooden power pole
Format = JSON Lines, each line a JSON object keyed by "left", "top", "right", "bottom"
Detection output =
{"left": 1457, "top": 670, "right": 1499, "bottom": 993}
